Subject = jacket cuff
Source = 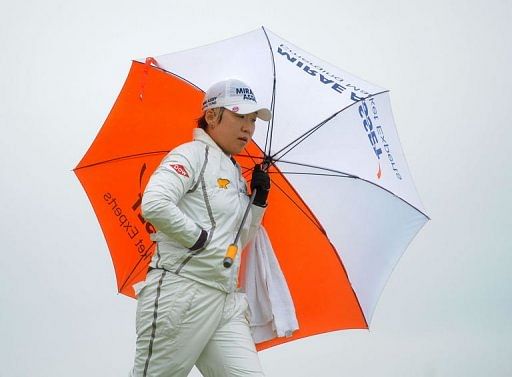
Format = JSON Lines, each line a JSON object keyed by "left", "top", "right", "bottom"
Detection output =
{"left": 250, "top": 204, "right": 266, "bottom": 225}
{"left": 189, "top": 228, "right": 207, "bottom": 251}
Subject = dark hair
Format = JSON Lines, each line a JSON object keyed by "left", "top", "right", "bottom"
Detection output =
{"left": 197, "top": 113, "right": 208, "bottom": 129}
{"left": 197, "top": 108, "right": 224, "bottom": 130}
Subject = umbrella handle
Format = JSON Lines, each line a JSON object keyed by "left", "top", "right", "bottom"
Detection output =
{"left": 223, "top": 244, "right": 239, "bottom": 268}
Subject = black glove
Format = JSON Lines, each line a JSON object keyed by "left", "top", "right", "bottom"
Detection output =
{"left": 189, "top": 229, "right": 208, "bottom": 251}
{"left": 251, "top": 164, "right": 270, "bottom": 207}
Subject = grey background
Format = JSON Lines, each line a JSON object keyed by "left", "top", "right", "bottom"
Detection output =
{"left": 1, "top": 0, "right": 511, "bottom": 376}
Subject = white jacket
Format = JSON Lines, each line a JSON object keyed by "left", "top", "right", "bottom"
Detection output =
{"left": 141, "top": 128, "right": 265, "bottom": 293}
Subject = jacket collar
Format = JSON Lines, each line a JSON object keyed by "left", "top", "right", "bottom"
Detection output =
{"left": 193, "top": 128, "right": 226, "bottom": 155}
{"left": 193, "top": 128, "right": 239, "bottom": 167}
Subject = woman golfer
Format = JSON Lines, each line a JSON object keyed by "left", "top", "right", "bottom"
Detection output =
{"left": 130, "top": 79, "right": 271, "bottom": 377}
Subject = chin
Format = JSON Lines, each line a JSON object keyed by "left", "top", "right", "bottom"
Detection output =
{"left": 232, "top": 145, "right": 245, "bottom": 155}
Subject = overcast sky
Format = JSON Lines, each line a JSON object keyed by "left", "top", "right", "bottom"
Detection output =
{"left": 1, "top": 0, "right": 511, "bottom": 376}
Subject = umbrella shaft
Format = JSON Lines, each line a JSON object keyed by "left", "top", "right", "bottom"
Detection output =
{"left": 233, "top": 190, "right": 256, "bottom": 244}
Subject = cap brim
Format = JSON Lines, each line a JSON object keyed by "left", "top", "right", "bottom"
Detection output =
{"left": 224, "top": 104, "right": 272, "bottom": 122}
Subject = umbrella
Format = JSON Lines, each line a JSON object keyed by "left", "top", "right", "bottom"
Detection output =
{"left": 74, "top": 27, "right": 429, "bottom": 350}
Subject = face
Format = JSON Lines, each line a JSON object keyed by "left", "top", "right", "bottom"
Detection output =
{"left": 206, "top": 108, "right": 256, "bottom": 155}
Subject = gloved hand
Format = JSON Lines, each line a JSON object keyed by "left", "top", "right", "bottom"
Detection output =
{"left": 251, "top": 164, "right": 270, "bottom": 207}
{"left": 189, "top": 229, "right": 208, "bottom": 251}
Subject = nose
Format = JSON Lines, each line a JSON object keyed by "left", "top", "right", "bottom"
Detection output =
{"left": 241, "top": 118, "right": 255, "bottom": 134}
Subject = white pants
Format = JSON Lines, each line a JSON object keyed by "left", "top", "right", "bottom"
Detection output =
{"left": 130, "top": 269, "right": 265, "bottom": 377}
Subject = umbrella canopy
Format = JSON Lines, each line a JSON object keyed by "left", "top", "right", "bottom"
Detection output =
{"left": 74, "top": 27, "right": 429, "bottom": 350}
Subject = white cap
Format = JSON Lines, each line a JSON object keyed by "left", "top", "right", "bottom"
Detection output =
{"left": 202, "top": 79, "right": 272, "bottom": 122}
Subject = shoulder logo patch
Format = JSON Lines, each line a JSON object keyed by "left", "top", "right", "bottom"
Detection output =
{"left": 169, "top": 164, "right": 189, "bottom": 177}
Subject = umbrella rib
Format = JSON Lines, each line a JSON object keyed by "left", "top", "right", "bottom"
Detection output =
{"left": 273, "top": 171, "right": 354, "bottom": 178}
{"left": 235, "top": 146, "right": 326, "bottom": 232}
{"left": 270, "top": 178, "right": 325, "bottom": 232}
{"left": 276, "top": 159, "right": 430, "bottom": 220}
{"left": 273, "top": 119, "right": 331, "bottom": 162}
{"left": 262, "top": 26, "right": 277, "bottom": 157}
{"left": 236, "top": 153, "right": 266, "bottom": 164}
{"left": 135, "top": 61, "right": 205, "bottom": 93}
{"left": 270, "top": 91, "right": 389, "bottom": 161}
{"left": 276, "top": 159, "right": 359, "bottom": 178}
{"left": 239, "top": 148, "right": 261, "bottom": 176}
{"left": 74, "top": 151, "right": 170, "bottom": 170}
{"left": 118, "top": 243, "right": 156, "bottom": 294}
{"left": 239, "top": 159, "right": 326, "bottom": 233}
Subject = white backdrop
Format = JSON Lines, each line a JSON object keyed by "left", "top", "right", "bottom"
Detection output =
{"left": 1, "top": 0, "right": 511, "bottom": 376}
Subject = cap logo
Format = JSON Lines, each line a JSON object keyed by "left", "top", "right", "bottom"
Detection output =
{"left": 202, "top": 96, "right": 218, "bottom": 109}
{"left": 235, "top": 87, "right": 256, "bottom": 102}
{"left": 203, "top": 80, "right": 268, "bottom": 116}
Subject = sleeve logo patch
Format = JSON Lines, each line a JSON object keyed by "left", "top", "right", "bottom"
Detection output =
{"left": 169, "top": 164, "right": 189, "bottom": 177}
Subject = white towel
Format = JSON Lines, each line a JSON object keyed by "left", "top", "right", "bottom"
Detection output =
{"left": 242, "top": 226, "right": 299, "bottom": 344}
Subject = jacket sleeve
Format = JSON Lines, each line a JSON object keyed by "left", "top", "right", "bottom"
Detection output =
{"left": 241, "top": 204, "right": 266, "bottom": 248}
{"left": 141, "top": 149, "right": 203, "bottom": 249}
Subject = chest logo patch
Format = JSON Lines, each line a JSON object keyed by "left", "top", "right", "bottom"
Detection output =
{"left": 169, "top": 164, "right": 189, "bottom": 178}
{"left": 217, "top": 178, "right": 230, "bottom": 189}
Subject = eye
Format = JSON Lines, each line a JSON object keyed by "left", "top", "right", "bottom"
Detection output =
{"left": 236, "top": 113, "right": 256, "bottom": 122}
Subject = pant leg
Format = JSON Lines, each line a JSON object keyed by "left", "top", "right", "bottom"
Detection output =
{"left": 130, "top": 271, "right": 225, "bottom": 377}
{"left": 195, "top": 292, "right": 265, "bottom": 377}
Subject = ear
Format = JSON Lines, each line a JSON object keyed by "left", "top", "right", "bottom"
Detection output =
{"left": 205, "top": 109, "right": 217, "bottom": 127}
